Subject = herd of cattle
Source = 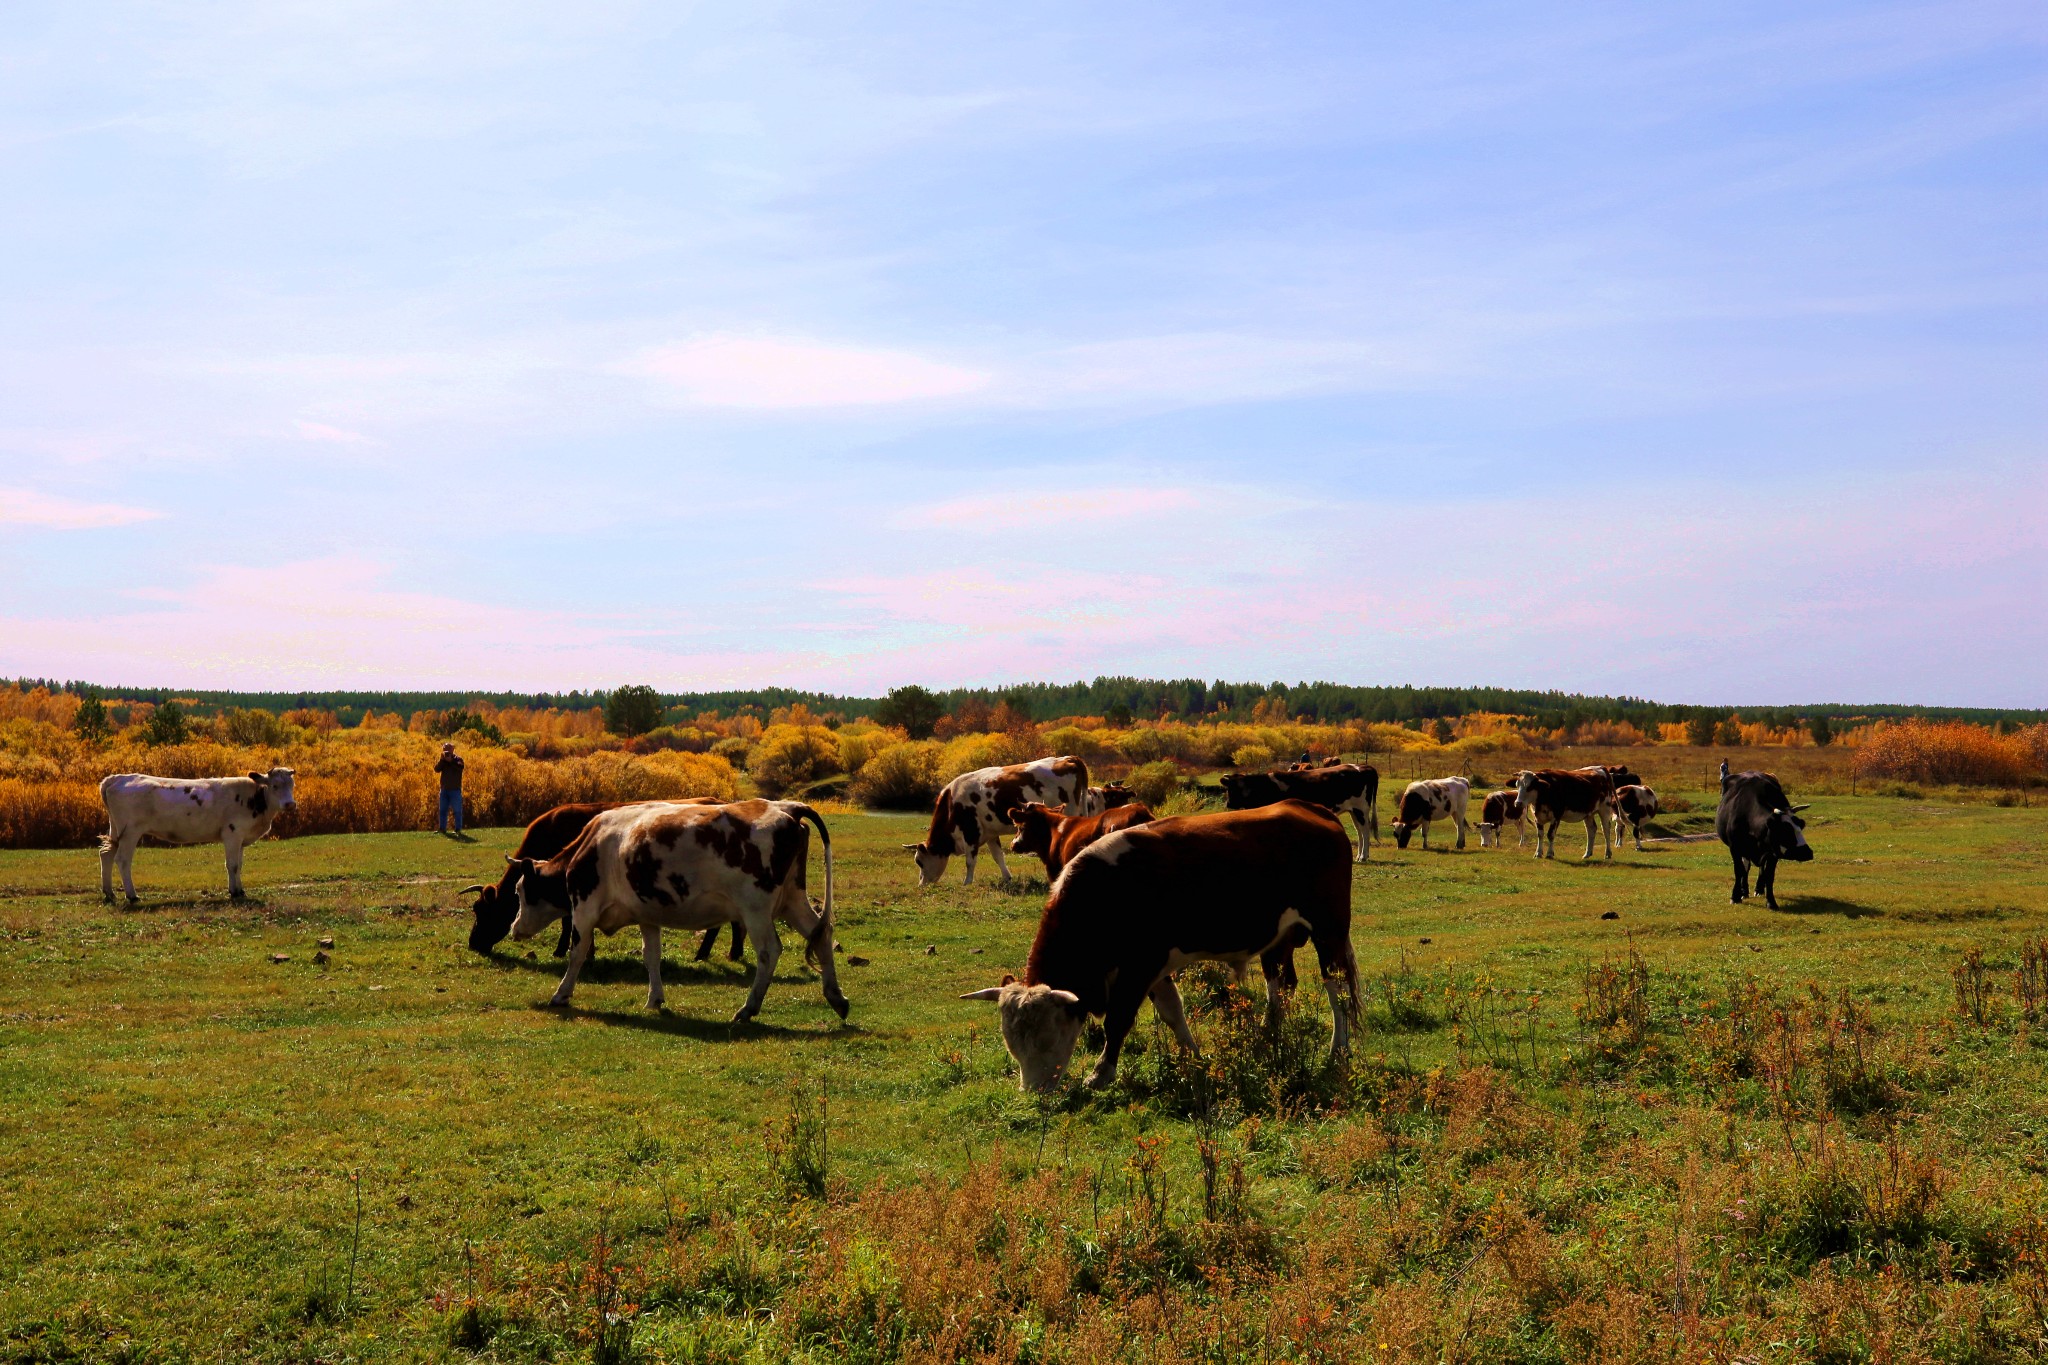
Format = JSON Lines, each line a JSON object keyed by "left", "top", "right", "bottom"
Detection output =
{"left": 89, "top": 754, "right": 1814, "bottom": 1090}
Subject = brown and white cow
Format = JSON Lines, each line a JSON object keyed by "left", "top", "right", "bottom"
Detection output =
{"left": 1078, "top": 782, "right": 1136, "bottom": 816}
{"left": 1007, "top": 800, "right": 1154, "bottom": 881}
{"left": 508, "top": 799, "right": 846, "bottom": 1022}
{"left": 1612, "top": 784, "right": 1660, "bottom": 851}
{"left": 961, "top": 800, "right": 1359, "bottom": 1091}
{"left": 1217, "top": 763, "right": 1379, "bottom": 860}
{"left": 1476, "top": 790, "right": 1526, "bottom": 848}
{"left": 1514, "top": 768, "right": 1617, "bottom": 861}
{"left": 463, "top": 798, "right": 744, "bottom": 964}
{"left": 905, "top": 756, "right": 1088, "bottom": 886}
{"left": 99, "top": 768, "right": 297, "bottom": 902}
{"left": 1391, "top": 777, "right": 1470, "bottom": 850}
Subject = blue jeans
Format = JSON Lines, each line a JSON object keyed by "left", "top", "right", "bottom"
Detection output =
{"left": 437, "top": 790, "right": 464, "bottom": 833}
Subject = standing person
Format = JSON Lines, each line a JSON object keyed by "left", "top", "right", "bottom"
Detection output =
{"left": 435, "top": 741, "right": 465, "bottom": 835}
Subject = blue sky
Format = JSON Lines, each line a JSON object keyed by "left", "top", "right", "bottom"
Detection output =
{"left": 1, "top": 2, "right": 2042, "bottom": 704}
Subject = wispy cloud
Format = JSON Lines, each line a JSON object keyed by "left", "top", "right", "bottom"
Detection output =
{"left": 625, "top": 335, "right": 991, "bottom": 408}
{"left": 890, "top": 485, "right": 1284, "bottom": 532}
{"left": 293, "top": 419, "right": 378, "bottom": 445}
{"left": 0, "top": 487, "right": 163, "bottom": 530}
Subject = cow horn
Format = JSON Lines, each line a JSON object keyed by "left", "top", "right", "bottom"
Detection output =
{"left": 959, "top": 987, "right": 1006, "bottom": 1001}
{"left": 1790, "top": 803, "right": 1811, "bottom": 812}
{"left": 459, "top": 883, "right": 486, "bottom": 895}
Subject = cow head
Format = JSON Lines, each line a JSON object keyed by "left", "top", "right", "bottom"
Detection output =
{"left": 960, "top": 975, "right": 1087, "bottom": 1091}
{"left": 1007, "top": 803, "right": 1062, "bottom": 858}
{"left": 465, "top": 878, "right": 516, "bottom": 954}
{"left": 507, "top": 857, "right": 569, "bottom": 940}
{"left": 249, "top": 767, "right": 297, "bottom": 812}
{"left": 1768, "top": 805, "right": 1813, "bottom": 862}
{"left": 1513, "top": 771, "right": 1538, "bottom": 809}
{"left": 1218, "top": 774, "right": 1248, "bottom": 809}
{"left": 902, "top": 842, "right": 951, "bottom": 886}
{"left": 1095, "top": 782, "right": 1134, "bottom": 810}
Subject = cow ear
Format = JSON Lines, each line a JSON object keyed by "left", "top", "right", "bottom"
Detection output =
{"left": 248, "top": 771, "right": 265, "bottom": 782}
{"left": 959, "top": 987, "right": 1007, "bottom": 1002}
{"left": 1000, "top": 972, "right": 1015, "bottom": 986}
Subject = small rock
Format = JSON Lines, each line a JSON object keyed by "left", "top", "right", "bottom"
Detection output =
{"left": 318, "top": 935, "right": 335, "bottom": 949}
{"left": 1748, "top": 944, "right": 1763, "bottom": 953}
{"left": 369, "top": 985, "right": 388, "bottom": 992}
{"left": 313, "top": 950, "right": 330, "bottom": 966}
{"left": 434, "top": 986, "right": 447, "bottom": 993}
{"left": 270, "top": 953, "right": 289, "bottom": 963}
{"left": 969, "top": 947, "right": 985, "bottom": 955}
{"left": 1418, "top": 937, "right": 1432, "bottom": 944}
{"left": 395, "top": 1193, "right": 413, "bottom": 1210}
{"left": 1810, "top": 928, "right": 1821, "bottom": 934}
{"left": 846, "top": 955, "right": 871, "bottom": 966}
{"left": 924, "top": 944, "right": 937, "bottom": 955}
{"left": 1599, "top": 911, "right": 1619, "bottom": 921}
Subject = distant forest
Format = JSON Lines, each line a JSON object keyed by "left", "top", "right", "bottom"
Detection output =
{"left": 7, "top": 676, "right": 2043, "bottom": 732}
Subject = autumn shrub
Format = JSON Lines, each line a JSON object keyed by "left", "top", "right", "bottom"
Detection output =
{"left": 849, "top": 740, "right": 943, "bottom": 810}
{"left": 1124, "top": 761, "right": 1183, "bottom": 808}
{"left": 748, "top": 724, "right": 843, "bottom": 797}
{"left": 1855, "top": 720, "right": 2029, "bottom": 786}
{"left": 936, "top": 732, "right": 1030, "bottom": 784}
{"left": 1230, "top": 744, "right": 1275, "bottom": 770}
{"left": 834, "top": 724, "right": 899, "bottom": 776}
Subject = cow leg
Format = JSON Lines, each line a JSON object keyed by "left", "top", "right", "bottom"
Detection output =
{"left": 117, "top": 833, "right": 141, "bottom": 902}
{"left": 553, "top": 918, "right": 575, "bottom": 958}
{"left": 100, "top": 831, "right": 119, "bottom": 902}
{"left": 1086, "top": 965, "right": 1159, "bottom": 1090}
{"left": 1349, "top": 807, "right": 1371, "bottom": 862}
{"left": 1148, "top": 976, "right": 1197, "bottom": 1052}
{"left": 223, "top": 830, "right": 246, "bottom": 899}
{"left": 983, "top": 838, "right": 1015, "bottom": 885}
{"left": 1260, "top": 954, "right": 1290, "bottom": 1031}
{"left": 732, "top": 911, "right": 782, "bottom": 1024}
{"left": 693, "top": 924, "right": 717, "bottom": 960}
{"left": 1420, "top": 819, "right": 1430, "bottom": 851}
{"left": 1600, "top": 806, "right": 1614, "bottom": 860}
{"left": 1579, "top": 814, "right": 1597, "bottom": 862}
{"left": 961, "top": 843, "right": 978, "bottom": 886}
{"left": 642, "top": 926, "right": 666, "bottom": 1009}
{"left": 549, "top": 912, "right": 597, "bottom": 1007}
{"left": 1760, "top": 855, "right": 1780, "bottom": 911}
{"left": 728, "top": 925, "right": 746, "bottom": 962}
{"left": 1453, "top": 812, "right": 1467, "bottom": 850}
{"left": 1730, "top": 852, "right": 1749, "bottom": 903}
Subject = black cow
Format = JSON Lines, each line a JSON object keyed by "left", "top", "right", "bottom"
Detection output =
{"left": 1715, "top": 764, "right": 1812, "bottom": 909}
{"left": 1218, "top": 763, "right": 1378, "bottom": 861}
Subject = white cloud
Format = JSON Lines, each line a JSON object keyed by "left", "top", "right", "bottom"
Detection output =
{"left": 293, "top": 419, "right": 378, "bottom": 445}
{"left": 0, "top": 487, "right": 163, "bottom": 530}
{"left": 625, "top": 334, "right": 992, "bottom": 408}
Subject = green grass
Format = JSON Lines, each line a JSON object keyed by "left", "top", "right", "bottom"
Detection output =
{"left": 5, "top": 791, "right": 2048, "bottom": 1360}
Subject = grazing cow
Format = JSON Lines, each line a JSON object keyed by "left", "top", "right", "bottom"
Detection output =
{"left": 99, "top": 769, "right": 297, "bottom": 902}
{"left": 961, "top": 800, "right": 1359, "bottom": 1091}
{"left": 1514, "top": 768, "right": 1616, "bottom": 860}
{"left": 1218, "top": 763, "right": 1379, "bottom": 861}
{"left": 508, "top": 799, "right": 846, "bottom": 1021}
{"left": 905, "top": 756, "right": 1088, "bottom": 886}
{"left": 1391, "top": 777, "right": 1471, "bottom": 850}
{"left": 463, "top": 798, "right": 744, "bottom": 964}
{"left": 1477, "top": 790, "right": 1526, "bottom": 848}
{"left": 1716, "top": 768, "right": 1811, "bottom": 909}
{"left": 1007, "top": 801, "right": 1154, "bottom": 881}
{"left": 1078, "top": 782, "right": 1136, "bottom": 817}
{"left": 1612, "top": 785, "right": 1660, "bottom": 851}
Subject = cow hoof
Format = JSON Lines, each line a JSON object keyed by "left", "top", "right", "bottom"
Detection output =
{"left": 548, "top": 995, "right": 571, "bottom": 1008}
{"left": 1084, "top": 1067, "right": 1117, "bottom": 1091}
{"left": 730, "top": 1008, "right": 758, "bottom": 1025}
{"left": 126, "top": 895, "right": 140, "bottom": 906}
{"left": 829, "top": 993, "right": 850, "bottom": 1020}
{"left": 646, "top": 998, "right": 665, "bottom": 1011}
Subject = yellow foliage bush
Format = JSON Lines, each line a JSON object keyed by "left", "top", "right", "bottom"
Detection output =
{"left": 749, "top": 724, "right": 844, "bottom": 796}
{"left": 836, "top": 724, "right": 901, "bottom": 775}
{"left": 1854, "top": 721, "right": 2030, "bottom": 787}
{"left": 936, "top": 732, "right": 1032, "bottom": 784}
{"left": 1231, "top": 744, "right": 1275, "bottom": 770}
{"left": 850, "top": 740, "right": 943, "bottom": 810}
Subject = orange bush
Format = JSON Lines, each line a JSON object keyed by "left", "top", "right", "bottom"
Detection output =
{"left": 1853, "top": 720, "right": 2030, "bottom": 787}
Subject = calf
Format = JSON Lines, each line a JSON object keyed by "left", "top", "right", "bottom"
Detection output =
{"left": 1514, "top": 768, "right": 1616, "bottom": 860}
{"left": 1612, "top": 785, "right": 1660, "bottom": 851}
{"left": 1218, "top": 763, "right": 1378, "bottom": 861}
{"left": 1392, "top": 777, "right": 1470, "bottom": 850}
{"left": 509, "top": 799, "right": 846, "bottom": 1021}
{"left": 1007, "top": 801, "right": 1154, "bottom": 880}
{"left": 100, "top": 768, "right": 297, "bottom": 902}
{"left": 905, "top": 756, "right": 1088, "bottom": 886}
{"left": 463, "top": 798, "right": 744, "bottom": 964}
{"left": 1078, "top": 782, "right": 1135, "bottom": 816}
{"left": 962, "top": 800, "right": 1359, "bottom": 1091}
{"left": 1716, "top": 768, "right": 1811, "bottom": 909}
{"left": 1476, "top": 789, "right": 1526, "bottom": 848}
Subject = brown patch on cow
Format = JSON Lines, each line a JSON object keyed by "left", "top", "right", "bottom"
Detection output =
{"left": 921, "top": 788, "right": 956, "bottom": 852}
{"left": 625, "top": 840, "right": 677, "bottom": 907}
{"left": 693, "top": 808, "right": 800, "bottom": 893}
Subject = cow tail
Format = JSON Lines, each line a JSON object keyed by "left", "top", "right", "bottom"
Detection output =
{"left": 790, "top": 803, "right": 834, "bottom": 970}
{"left": 1071, "top": 756, "right": 1089, "bottom": 814}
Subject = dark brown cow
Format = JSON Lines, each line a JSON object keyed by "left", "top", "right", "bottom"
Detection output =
{"left": 905, "top": 756, "right": 1088, "bottom": 885}
{"left": 1217, "top": 763, "right": 1379, "bottom": 860}
{"left": 1006, "top": 801, "right": 1154, "bottom": 880}
{"left": 961, "top": 800, "right": 1359, "bottom": 1091}
{"left": 464, "top": 798, "right": 742, "bottom": 963}
{"left": 1514, "top": 768, "right": 1616, "bottom": 860}
{"left": 1476, "top": 789, "right": 1525, "bottom": 848}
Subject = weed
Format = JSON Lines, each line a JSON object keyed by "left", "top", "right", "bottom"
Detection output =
{"left": 764, "top": 1081, "right": 830, "bottom": 1200}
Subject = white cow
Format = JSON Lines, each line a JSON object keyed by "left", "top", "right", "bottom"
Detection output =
{"left": 904, "top": 756, "right": 1089, "bottom": 886}
{"left": 100, "top": 768, "right": 297, "bottom": 902}
{"left": 1390, "top": 777, "right": 1471, "bottom": 850}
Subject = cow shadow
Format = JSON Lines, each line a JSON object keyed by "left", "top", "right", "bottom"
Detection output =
{"left": 541, "top": 1004, "right": 863, "bottom": 1042}
{"left": 112, "top": 894, "right": 269, "bottom": 912}
{"left": 1774, "top": 895, "right": 1883, "bottom": 919}
{"left": 486, "top": 950, "right": 826, "bottom": 989}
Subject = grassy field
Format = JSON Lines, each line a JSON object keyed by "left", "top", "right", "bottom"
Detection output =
{"left": 6, "top": 780, "right": 2048, "bottom": 1362}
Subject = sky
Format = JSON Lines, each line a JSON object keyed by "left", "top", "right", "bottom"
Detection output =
{"left": 1, "top": 2, "right": 2043, "bottom": 706}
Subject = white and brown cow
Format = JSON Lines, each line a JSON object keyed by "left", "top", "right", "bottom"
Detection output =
{"left": 962, "top": 800, "right": 1359, "bottom": 1091}
{"left": 1391, "top": 777, "right": 1470, "bottom": 850}
{"left": 905, "top": 756, "right": 1088, "bottom": 886}
{"left": 508, "top": 799, "right": 846, "bottom": 1022}
{"left": 99, "top": 768, "right": 297, "bottom": 902}
{"left": 1612, "top": 784, "right": 1660, "bottom": 851}
{"left": 1476, "top": 789, "right": 1526, "bottom": 848}
{"left": 1077, "top": 782, "right": 1135, "bottom": 817}
{"left": 1515, "top": 768, "right": 1617, "bottom": 861}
